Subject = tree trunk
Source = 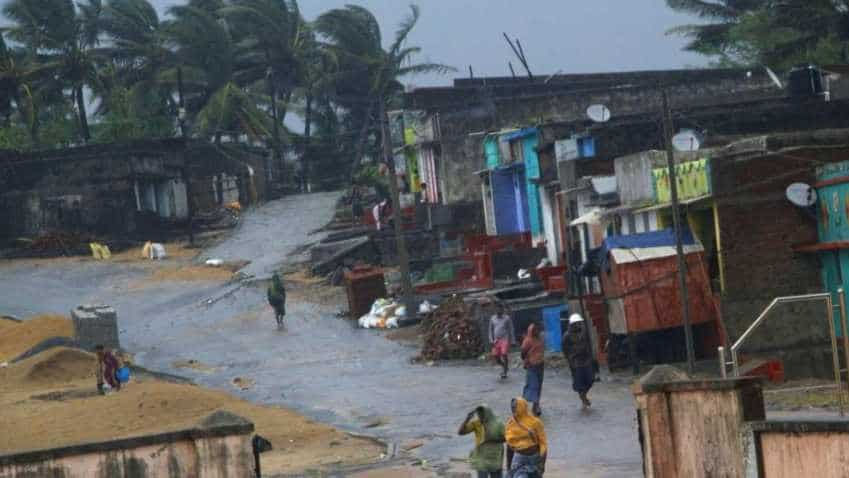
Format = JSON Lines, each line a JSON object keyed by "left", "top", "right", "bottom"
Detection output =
{"left": 350, "top": 102, "right": 375, "bottom": 182}
{"left": 303, "top": 93, "right": 313, "bottom": 192}
{"left": 266, "top": 69, "right": 281, "bottom": 196}
{"left": 75, "top": 86, "right": 90, "bottom": 142}
{"left": 379, "top": 100, "right": 414, "bottom": 316}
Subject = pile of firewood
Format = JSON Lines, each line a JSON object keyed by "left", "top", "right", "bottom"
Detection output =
{"left": 26, "top": 232, "right": 93, "bottom": 257}
{"left": 419, "top": 296, "right": 484, "bottom": 361}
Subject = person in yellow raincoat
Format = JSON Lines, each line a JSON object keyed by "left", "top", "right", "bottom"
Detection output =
{"left": 505, "top": 397, "right": 547, "bottom": 477}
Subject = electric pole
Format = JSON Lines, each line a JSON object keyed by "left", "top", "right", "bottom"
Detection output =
{"left": 661, "top": 89, "right": 696, "bottom": 375}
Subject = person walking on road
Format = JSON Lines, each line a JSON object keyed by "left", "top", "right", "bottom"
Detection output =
{"left": 521, "top": 323, "right": 545, "bottom": 416}
{"left": 489, "top": 303, "right": 515, "bottom": 380}
{"left": 458, "top": 405, "right": 506, "bottom": 478}
{"left": 505, "top": 397, "right": 547, "bottom": 478}
{"left": 95, "top": 345, "right": 121, "bottom": 395}
{"left": 267, "top": 272, "right": 287, "bottom": 329}
{"left": 562, "top": 314, "right": 594, "bottom": 408}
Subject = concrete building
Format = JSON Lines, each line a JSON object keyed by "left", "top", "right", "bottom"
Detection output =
{"left": 404, "top": 68, "right": 779, "bottom": 204}
{"left": 0, "top": 139, "right": 269, "bottom": 241}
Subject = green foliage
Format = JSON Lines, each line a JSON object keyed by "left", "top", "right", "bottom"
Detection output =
{"left": 666, "top": 0, "right": 849, "bottom": 70}
{"left": 93, "top": 86, "right": 174, "bottom": 142}
{"left": 0, "top": 0, "right": 447, "bottom": 188}
{"left": 0, "top": 125, "right": 29, "bottom": 150}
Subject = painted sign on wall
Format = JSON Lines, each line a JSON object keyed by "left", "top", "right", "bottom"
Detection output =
{"left": 652, "top": 158, "right": 711, "bottom": 204}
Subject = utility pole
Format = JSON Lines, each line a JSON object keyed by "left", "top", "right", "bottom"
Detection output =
{"left": 378, "top": 100, "right": 415, "bottom": 316}
{"left": 661, "top": 89, "right": 696, "bottom": 375}
{"left": 177, "top": 66, "right": 195, "bottom": 247}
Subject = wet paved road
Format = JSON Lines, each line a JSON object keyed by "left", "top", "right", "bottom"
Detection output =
{"left": 0, "top": 193, "right": 643, "bottom": 476}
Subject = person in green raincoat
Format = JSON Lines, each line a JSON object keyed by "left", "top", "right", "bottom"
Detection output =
{"left": 267, "top": 272, "right": 286, "bottom": 329}
{"left": 458, "top": 405, "right": 505, "bottom": 478}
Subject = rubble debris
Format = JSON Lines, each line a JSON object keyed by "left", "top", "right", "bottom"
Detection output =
{"left": 418, "top": 296, "right": 484, "bottom": 361}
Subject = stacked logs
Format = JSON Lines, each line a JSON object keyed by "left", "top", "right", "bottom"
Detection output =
{"left": 419, "top": 296, "right": 484, "bottom": 361}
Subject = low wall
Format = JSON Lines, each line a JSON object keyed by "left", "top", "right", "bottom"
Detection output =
{"left": 0, "top": 411, "right": 254, "bottom": 478}
{"left": 743, "top": 420, "right": 849, "bottom": 478}
{"left": 633, "top": 370, "right": 765, "bottom": 478}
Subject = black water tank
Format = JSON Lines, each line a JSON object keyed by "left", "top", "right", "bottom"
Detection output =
{"left": 788, "top": 66, "right": 825, "bottom": 97}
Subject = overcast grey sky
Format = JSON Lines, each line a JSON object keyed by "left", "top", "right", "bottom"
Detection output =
{"left": 147, "top": 0, "right": 707, "bottom": 86}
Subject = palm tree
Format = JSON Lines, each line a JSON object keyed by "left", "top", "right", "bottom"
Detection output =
{"left": 318, "top": 4, "right": 452, "bottom": 313}
{"left": 316, "top": 5, "right": 451, "bottom": 176}
{"left": 3, "top": 0, "right": 103, "bottom": 142}
{"left": 666, "top": 0, "right": 849, "bottom": 68}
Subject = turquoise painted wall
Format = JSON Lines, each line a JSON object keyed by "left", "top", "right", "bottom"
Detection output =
{"left": 521, "top": 134, "right": 543, "bottom": 238}
{"left": 484, "top": 136, "right": 499, "bottom": 170}
{"left": 816, "top": 160, "right": 849, "bottom": 337}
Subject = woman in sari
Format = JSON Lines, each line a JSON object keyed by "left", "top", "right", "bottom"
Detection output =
{"left": 95, "top": 344, "right": 121, "bottom": 394}
{"left": 458, "top": 405, "right": 506, "bottom": 478}
{"left": 521, "top": 323, "right": 545, "bottom": 416}
{"left": 505, "top": 397, "right": 547, "bottom": 477}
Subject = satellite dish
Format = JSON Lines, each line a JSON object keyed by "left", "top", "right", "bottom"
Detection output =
{"left": 586, "top": 104, "right": 611, "bottom": 123}
{"left": 786, "top": 182, "right": 817, "bottom": 207}
{"left": 672, "top": 129, "right": 703, "bottom": 152}
{"left": 765, "top": 66, "right": 783, "bottom": 89}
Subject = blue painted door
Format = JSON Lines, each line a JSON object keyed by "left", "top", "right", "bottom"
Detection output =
{"left": 493, "top": 169, "right": 519, "bottom": 234}
{"left": 543, "top": 305, "right": 568, "bottom": 352}
{"left": 515, "top": 170, "right": 530, "bottom": 232}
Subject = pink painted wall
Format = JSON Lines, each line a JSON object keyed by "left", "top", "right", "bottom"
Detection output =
{"left": 0, "top": 433, "right": 253, "bottom": 478}
{"left": 760, "top": 432, "right": 849, "bottom": 478}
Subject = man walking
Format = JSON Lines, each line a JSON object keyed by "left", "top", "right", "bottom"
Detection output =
{"left": 562, "top": 314, "right": 594, "bottom": 408}
{"left": 489, "top": 303, "right": 515, "bottom": 380}
{"left": 267, "top": 272, "right": 287, "bottom": 329}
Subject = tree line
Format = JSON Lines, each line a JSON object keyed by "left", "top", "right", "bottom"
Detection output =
{"left": 0, "top": 0, "right": 449, "bottom": 186}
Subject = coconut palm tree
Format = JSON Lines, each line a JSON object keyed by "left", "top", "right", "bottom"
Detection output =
{"left": 316, "top": 4, "right": 451, "bottom": 177}
{"left": 317, "top": 4, "right": 452, "bottom": 313}
{"left": 666, "top": 0, "right": 849, "bottom": 68}
{"left": 3, "top": 0, "right": 104, "bottom": 142}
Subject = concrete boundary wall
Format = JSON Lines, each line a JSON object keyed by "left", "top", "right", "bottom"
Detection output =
{"left": 0, "top": 411, "right": 254, "bottom": 478}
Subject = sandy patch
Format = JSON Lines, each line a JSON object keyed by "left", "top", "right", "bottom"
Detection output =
{"left": 172, "top": 359, "right": 216, "bottom": 373}
{"left": 0, "top": 314, "right": 74, "bottom": 362}
{"left": 385, "top": 324, "right": 423, "bottom": 344}
{"left": 0, "top": 350, "right": 384, "bottom": 475}
{"left": 231, "top": 376, "right": 255, "bottom": 391}
{"left": 0, "top": 347, "right": 96, "bottom": 390}
{"left": 127, "top": 261, "right": 248, "bottom": 290}
{"left": 284, "top": 268, "right": 326, "bottom": 286}
{"left": 110, "top": 242, "right": 201, "bottom": 262}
